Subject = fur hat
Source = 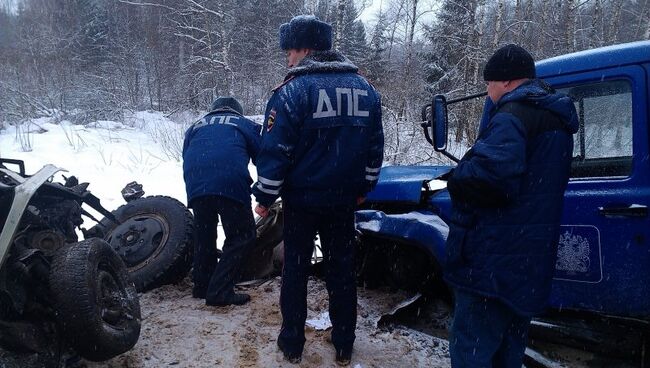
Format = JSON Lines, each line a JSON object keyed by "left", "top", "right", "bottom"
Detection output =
{"left": 210, "top": 96, "right": 243, "bottom": 115}
{"left": 483, "top": 44, "right": 536, "bottom": 81}
{"left": 279, "top": 15, "right": 332, "bottom": 51}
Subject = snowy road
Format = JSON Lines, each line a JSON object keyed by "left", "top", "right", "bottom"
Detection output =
{"left": 87, "top": 278, "right": 450, "bottom": 368}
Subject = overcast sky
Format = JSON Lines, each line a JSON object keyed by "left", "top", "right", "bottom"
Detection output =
{"left": 359, "top": 0, "right": 383, "bottom": 23}
{"left": 0, "top": 0, "right": 18, "bottom": 13}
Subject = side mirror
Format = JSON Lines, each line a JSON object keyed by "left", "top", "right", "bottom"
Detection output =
{"left": 431, "top": 94, "right": 448, "bottom": 152}
{"left": 421, "top": 95, "right": 459, "bottom": 163}
{"left": 0, "top": 158, "right": 26, "bottom": 176}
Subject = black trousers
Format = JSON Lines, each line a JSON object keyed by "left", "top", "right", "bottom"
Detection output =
{"left": 278, "top": 203, "right": 357, "bottom": 356}
{"left": 190, "top": 195, "right": 256, "bottom": 302}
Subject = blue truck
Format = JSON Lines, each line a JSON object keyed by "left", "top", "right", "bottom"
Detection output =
{"left": 355, "top": 40, "right": 650, "bottom": 361}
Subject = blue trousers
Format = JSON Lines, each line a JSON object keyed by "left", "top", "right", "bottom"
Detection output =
{"left": 449, "top": 289, "right": 531, "bottom": 368}
{"left": 278, "top": 203, "right": 357, "bottom": 356}
{"left": 190, "top": 195, "right": 256, "bottom": 302}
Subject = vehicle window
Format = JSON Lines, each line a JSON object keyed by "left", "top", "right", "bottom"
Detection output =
{"left": 559, "top": 79, "right": 633, "bottom": 178}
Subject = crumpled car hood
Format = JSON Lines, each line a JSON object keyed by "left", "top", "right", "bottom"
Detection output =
{"left": 365, "top": 166, "right": 453, "bottom": 204}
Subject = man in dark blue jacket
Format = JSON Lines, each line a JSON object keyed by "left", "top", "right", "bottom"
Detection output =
{"left": 252, "top": 15, "right": 383, "bottom": 366}
{"left": 444, "top": 45, "right": 579, "bottom": 367}
{"left": 183, "top": 96, "right": 261, "bottom": 306}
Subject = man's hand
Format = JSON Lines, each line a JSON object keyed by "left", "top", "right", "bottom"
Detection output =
{"left": 255, "top": 204, "right": 269, "bottom": 217}
{"left": 356, "top": 197, "right": 366, "bottom": 206}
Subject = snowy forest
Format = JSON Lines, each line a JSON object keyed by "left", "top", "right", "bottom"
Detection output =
{"left": 1, "top": 0, "right": 649, "bottom": 165}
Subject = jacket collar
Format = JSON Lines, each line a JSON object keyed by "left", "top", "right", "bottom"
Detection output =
{"left": 495, "top": 79, "right": 579, "bottom": 134}
{"left": 206, "top": 107, "right": 243, "bottom": 116}
{"left": 285, "top": 50, "right": 358, "bottom": 78}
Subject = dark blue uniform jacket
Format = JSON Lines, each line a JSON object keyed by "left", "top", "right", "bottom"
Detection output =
{"left": 253, "top": 51, "right": 384, "bottom": 208}
{"left": 444, "top": 79, "right": 579, "bottom": 316}
{"left": 182, "top": 109, "right": 261, "bottom": 206}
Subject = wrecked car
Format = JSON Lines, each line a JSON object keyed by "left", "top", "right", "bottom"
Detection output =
{"left": 0, "top": 156, "right": 196, "bottom": 363}
{"left": 355, "top": 41, "right": 650, "bottom": 364}
{"left": 0, "top": 160, "right": 141, "bottom": 361}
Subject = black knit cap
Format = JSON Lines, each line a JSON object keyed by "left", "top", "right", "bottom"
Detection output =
{"left": 210, "top": 96, "right": 243, "bottom": 115}
{"left": 483, "top": 44, "right": 536, "bottom": 81}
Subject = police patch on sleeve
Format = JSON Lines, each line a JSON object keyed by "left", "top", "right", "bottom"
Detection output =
{"left": 266, "top": 109, "right": 276, "bottom": 132}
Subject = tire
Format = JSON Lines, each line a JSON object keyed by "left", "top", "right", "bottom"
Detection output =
{"left": 49, "top": 238, "right": 141, "bottom": 362}
{"left": 93, "top": 196, "right": 193, "bottom": 292}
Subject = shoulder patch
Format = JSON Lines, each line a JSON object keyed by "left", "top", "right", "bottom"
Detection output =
{"left": 266, "top": 109, "right": 276, "bottom": 132}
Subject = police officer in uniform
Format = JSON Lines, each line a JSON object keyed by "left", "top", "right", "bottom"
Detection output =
{"left": 253, "top": 16, "right": 384, "bottom": 366}
{"left": 183, "top": 96, "right": 261, "bottom": 306}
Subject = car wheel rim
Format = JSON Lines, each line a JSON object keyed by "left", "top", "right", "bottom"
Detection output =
{"left": 96, "top": 267, "right": 132, "bottom": 329}
{"left": 105, "top": 213, "right": 170, "bottom": 270}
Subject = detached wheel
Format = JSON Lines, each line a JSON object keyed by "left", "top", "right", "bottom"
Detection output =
{"left": 49, "top": 238, "right": 141, "bottom": 362}
{"left": 94, "top": 196, "right": 193, "bottom": 292}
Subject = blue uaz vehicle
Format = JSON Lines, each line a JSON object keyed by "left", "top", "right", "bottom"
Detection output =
{"left": 355, "top": 41, "right": 650, "bottom": 362}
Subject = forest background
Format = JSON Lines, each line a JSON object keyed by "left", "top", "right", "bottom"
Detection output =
{"left": 1, "top": 0, "right": 649, "bottom": 164}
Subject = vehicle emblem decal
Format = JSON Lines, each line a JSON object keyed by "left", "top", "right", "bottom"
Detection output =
{"left": 556, "top": 231, "right": 591, "bottom": 273}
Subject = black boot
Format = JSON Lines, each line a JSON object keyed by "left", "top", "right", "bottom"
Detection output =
{"left": 206, "top": 292, "right": 251, "bottom": 306}
{"left": 335, "top": 349, "right": 352, "bottom": 366}
{"left": 192, "top": 288, "right": 207, "bottom": 299}
{"left": 277, "top": 339, "right": 301, "bottom": 364}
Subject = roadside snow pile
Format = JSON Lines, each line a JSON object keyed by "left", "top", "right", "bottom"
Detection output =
{"left": 0, "top": 111, "right": 258, "bottom": 244}
{"left": 0, "top": 112, "right": 190, "bottom": 212}
{"left": 88, "top": 277, "right": 451, "bottom": 368}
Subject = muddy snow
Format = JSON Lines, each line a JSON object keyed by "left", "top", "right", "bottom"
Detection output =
{"left": 87, "top": 277, "right": 450, "bottom": 368}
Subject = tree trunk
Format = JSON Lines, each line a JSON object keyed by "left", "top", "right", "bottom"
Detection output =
{"left": 607, "top": 0, "right": 623, "bottom": 44}
{"left": 492, "top": 0, "right": 504, "bottom": 48}
{"left": 523, "top": 0, "right": 533, "bottom": 46}
{"left": 564, "top": 0, "right": 576, "bottom": 53}
{"left": 472, "top": 1, "right": 483, "bottom": 85}
{"left": 405, "top": 0, "right": 418, "bottom": 75}
{"left": 514, "top": 0, "right": 523, "bottom": 43}
{"left": 590, "top": 0, "right": 602, "bottom": 48}
{"left": 386, "top": 0, "right": 406, "bottom": 59}
{"left": 335, "top": 0, "right": 345, "bottom": 50}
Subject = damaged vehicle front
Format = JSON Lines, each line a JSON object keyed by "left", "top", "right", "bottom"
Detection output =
{"left": 0, "top": 159, "right": 141, "bottom": 362}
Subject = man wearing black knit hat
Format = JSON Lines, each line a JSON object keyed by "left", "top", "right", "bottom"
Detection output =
{"left": 183, "top": 97, "right": 261, "bottom": 307}
{"left": 252, "top": 15, "right": 384, "bottom": 366}
{"left": 444, "top": 44, "right": 578, "bottom": 367}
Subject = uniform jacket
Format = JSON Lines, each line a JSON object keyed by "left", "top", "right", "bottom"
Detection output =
{"left": 444, "top": 79, "right": 579, "bottom": 316}
{"left": 182, "top": 109, "right": 261, "bottom": 206}
{"left": 253, "top": 50, "right": 384, "bottom": 208}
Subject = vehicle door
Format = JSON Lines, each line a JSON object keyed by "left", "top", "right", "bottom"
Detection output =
{"left": 546, "top": 65, "right": 650, "bottom": 317}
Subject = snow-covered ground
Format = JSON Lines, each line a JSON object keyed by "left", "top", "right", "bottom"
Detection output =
{"left": 0, "top": 111, "right": 263, "bottom": 247}
{"left": 87, "top": 277, "right": 450, "bottom": 368}
{"left": 1, "top": 111, "right": 191, "bottom": 209}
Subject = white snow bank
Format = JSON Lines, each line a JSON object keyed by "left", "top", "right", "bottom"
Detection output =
{"left": 0, "top": 111, "right": 259, "bottom": 248}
